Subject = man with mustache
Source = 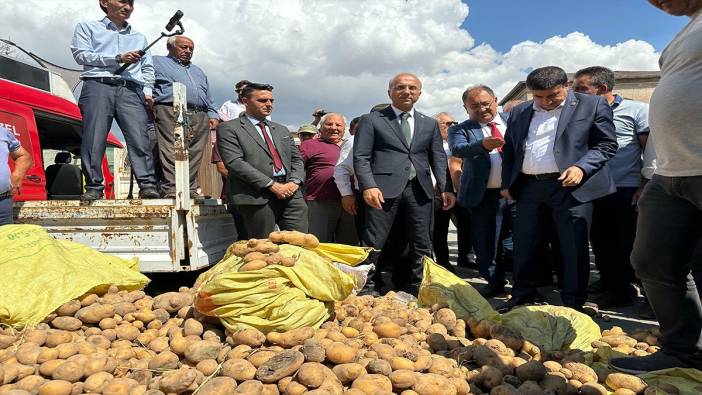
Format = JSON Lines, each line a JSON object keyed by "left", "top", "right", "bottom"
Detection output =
{"left": 152, "top": 36, "right": 219, "bottom": 198}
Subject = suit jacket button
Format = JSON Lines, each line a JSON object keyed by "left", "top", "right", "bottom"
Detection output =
{"left": 405, "top": 166, "right": 409, "bottom": 170}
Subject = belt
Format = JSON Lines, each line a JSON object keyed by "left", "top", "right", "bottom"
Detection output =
{"left": 157, "top": 103, "right": 209, "bottom": 112}
{"left": 84, "top": 77, "right": 141, "bottom": 89}
{"left": 522, "top": 172, "right": 561, "bottom": 180}
{"left": 0, "top": 191, "right": 12, "bottom": 200}
{"left": 272, "top": 175, "right": 287, "bottom": 183}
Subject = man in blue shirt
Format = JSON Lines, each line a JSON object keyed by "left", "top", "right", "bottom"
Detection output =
{"left": 0, "top": 126, "right": 33, "bottom": 225}
{"left": 573, "top": 66, "right": 650, "bottom": 308}
{"left": 152, "top": 36, "right": 219, "bottom": 198}
{"left": 71, "top": 0, "right": 159, "bottom": 200}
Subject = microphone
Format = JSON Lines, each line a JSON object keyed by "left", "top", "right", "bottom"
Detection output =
{"left": 165, "top": 10, "right": 184, "bottom": 31}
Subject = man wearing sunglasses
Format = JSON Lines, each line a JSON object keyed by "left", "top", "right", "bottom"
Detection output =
{"left": 216, "top": 83, "right": 307, "bottom": 238}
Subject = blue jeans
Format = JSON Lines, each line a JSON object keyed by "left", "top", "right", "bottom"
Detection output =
{"left": 632, "top": 175, "right": 702, "bottom": 366}
{"left": 0, "top": 196, "right": 12, "bottom": 225}
{"left": 79, "top": 80, "right": 156, "bottom": 192}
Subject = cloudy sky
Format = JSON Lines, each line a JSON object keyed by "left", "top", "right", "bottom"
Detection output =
{"left": 0, "top": 0, "right": 686, "bottom": 128}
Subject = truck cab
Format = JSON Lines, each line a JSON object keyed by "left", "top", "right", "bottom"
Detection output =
{"left": 1, "top": 55, "right": 236, "bottom": 272}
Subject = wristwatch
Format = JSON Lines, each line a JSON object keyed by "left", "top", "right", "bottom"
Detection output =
{"left": 115, "top": 54, "right": 122, "bottom": 64}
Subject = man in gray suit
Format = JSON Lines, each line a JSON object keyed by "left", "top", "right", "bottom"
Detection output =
{"left": 216, "top": 83, "right": 307, "bottom": 238}
{"left": 354, "top": 73, "right": 456, "bottom": 295}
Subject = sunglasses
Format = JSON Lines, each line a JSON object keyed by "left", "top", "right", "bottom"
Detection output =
{"left": 442, "top": 121, "right": 458, "bottom": 126}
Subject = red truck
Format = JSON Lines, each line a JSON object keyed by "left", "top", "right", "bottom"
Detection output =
{"left": 1, "top": 55, "right": 236, "bottom": 272}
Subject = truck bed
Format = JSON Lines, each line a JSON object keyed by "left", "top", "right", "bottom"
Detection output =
{"left": 13, "top": 199, "right": 236, "bottom": 273}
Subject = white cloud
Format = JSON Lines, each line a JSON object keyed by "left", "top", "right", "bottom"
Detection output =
{"left": 0, "top": 0, "right": 660, "bottom": 127}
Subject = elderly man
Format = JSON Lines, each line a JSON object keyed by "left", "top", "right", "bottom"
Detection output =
{"left": 610, "top": 0, "right": 702, "bottom": 374}
{"left": 152, "top": 36, "right": 218, "bottom": 198}
{"left": 0, "top": 126, "right": 33, "bottom": 225}
{"left": 573, "top": 66, "right": 651, "bottom": 308}
{"left": 300, "top": 113, "right": 358, "bottom": 244}
{"left": 219, "top": 80, "right": 250, "bottom": 122}
{"left": 71, "top": 0, "right": 159, "bottom": 200}
{"left": 297, "top": 124, "right": 317, "bottom": 143}
{"left": 354, "top": 73, "right": 455, "bottom": 295}
{"left": 449, "top": 85, "right": 513, "bottom": 296}
{"left": 216, "top": 83, "right": 307, "bottom": 238}
{"left": 501, "top": 66, "right": 617, "bottom": 311}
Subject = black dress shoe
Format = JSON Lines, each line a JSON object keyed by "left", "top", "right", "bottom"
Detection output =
{"left": 497, "top": 293, "right": 546, "bottom": 313}
{"left": 610, "top": 352, "right": 688, "bottom": 374}
{"left": 587, "top": 279, "right": 606, "bottom": 294}
{"left": 80, "top": 190, "right": 104, "bottom": 201}
{"left": 479, "top": 284, "right": 506, "bottom": 299}
{"left": 138, "top": 187, "right": 161, "bottom": 199}
{"left": 587, "top": 291, "right": 634, "bottom": 309}
{"left": 457, "top": 256, "right": 478, "bottom": 269}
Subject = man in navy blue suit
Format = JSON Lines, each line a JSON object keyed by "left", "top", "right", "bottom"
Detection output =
{"left": 449, "top": 85, "right": 512, "bottom": 297}
{"left": 500, "top": 66, "right": 618, "bottom": 311}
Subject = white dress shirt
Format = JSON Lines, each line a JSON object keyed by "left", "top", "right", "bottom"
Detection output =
{"left": 334, "top": 135, "right": 355, "bottom": 196}
{"left": 245, "top": 114, "right": 286, "bottom": 176}
{"left": 522, "top": 102, "right": 563, "bottom": 174}
{"left": 218, "top": 100, "right": 246, "bottom": 122}
{"left": 480, "top": 116, "right": 506, "bottom": 188}
{"left": 391, "top": 105, "right": 415, "bottom": 139}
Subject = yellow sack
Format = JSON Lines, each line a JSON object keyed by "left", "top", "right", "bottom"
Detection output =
{"left": 418, "top": 257, "right": 499, "bottom": 322}
{"left": 418, "top": 257, "right": 601, "bottom": 351}
{"left": 500, "top": 305, "right": 602, "bottom": 352}
{"left": 640, "top": 368, "right": 702, "bottom": 395}
{"left": 313, "top": 243, "right": 373, "bottom": 267}
{"left": 0, "top": 225, "right": 149, "bottom": 329}
{"left": 194, "top": 244, "right": 355, "bottom": 333}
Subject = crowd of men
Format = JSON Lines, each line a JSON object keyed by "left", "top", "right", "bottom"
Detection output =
{"left": 0, "top": 0, "right": 695, "bottom": 376}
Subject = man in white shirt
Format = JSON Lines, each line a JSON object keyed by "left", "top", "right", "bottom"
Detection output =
{"left": 449, "top": 85, "right": 512, "bottom": 296}
{"left": 218, "top": 80, "right": 250, "bottom": 121}
{"left": 500, "top": 66, "right": 617, "bottom": 311}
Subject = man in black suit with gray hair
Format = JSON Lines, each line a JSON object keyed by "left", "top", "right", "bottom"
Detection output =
{"left": 354, "top": 72, "right": 456, "bottom": 295}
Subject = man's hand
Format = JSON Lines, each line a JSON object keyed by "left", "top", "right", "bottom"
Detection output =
{"left": 268, "top": 182, "right": 288, "bottom": 199}
{"left": 363, "top": 188, "right": 385, "bottom": 210}
{"left": 500, "top": 189, "right": 513, "bottom": 201}
{"left": 120, "top": 50, "right": 143, "bottom": 64}
{"left": 145, "top": 95, "right": 154, "bottom": 111}
{"left": 441, "top": 192, "right": 456, "bottom": 211}
{"left": 283, "top": 182, "right": 299, "bottom": 197}
{"left": 482, "top": 136, "right": 505, "bottom": 151}
{"left": 10, "top": 174, "right": 22, "bottom": 195}
{"left": 558, "top": 166, "right": 584, "bottom": 187}
{"left": 209, "top": 118, "right": 219, "bottom": 130}
{"left": 632, "top": 180, "right": 648, "bottom": 209}
{"left": 341, "top": 195, "right": 357, "bottom": 215}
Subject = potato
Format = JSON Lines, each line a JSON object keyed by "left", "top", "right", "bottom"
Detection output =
{"left": 267, "top": 327, "right": 315, "bottom": 348}
{"left": 243, "top": 251, "right": 267, "bottom": 262}
{"left": 15, "top": 343, "right": 42, "bottom": 365}
{"left": 83, "top": 372, "right": 114, "bottom": 393}
{"left": 489, "top": 325, "right": 524, "bottom": 351}
{"left": 235, "top": 380, "right": 264, "bottom": 394}
{"left": 296, "top": 362, "right": 326, "bottom": 388}
{"left": 614, "top": 390, "right": 637, "bottom": 395}
{"left": 366, "top": 359, "right": 393, "bottom": 376}
{"left": 351, "top": 374, "right": 393, "bottom": 394}
{"left": 490, "top": 384, "right": 520, "bottom": 395}
{"left": 280, "top": 257, "right": 296, "bottom": 267}
{"left": 50, "top": 317, "right": 82, "bottom": 332}
{"left": 433, "top": 309, "right": 457, "bottom": 330}
{"left": 374, "top": 322, "right": 403, "bottom": 338}
{"left": 605, "top": 373, "right": 648, "bottom": 393}
{"left": 325, "top": 342, "right": 356, "bottom": 364}
{"left": 413, "top": 373, "right": 455, "bottom": 395}
{"left": 390, "top": 356, "right": 415, "bottom": 371}
{"left": 476, "top": 365, "right": 504, "bottom": 389}
{"left": 269, "top": 231, "right": 285, "bottom": 243}
{"left": 302, "top": 234, "right": 320, "bottom": 249}
{"left": 185, "top": 340, "right": 223, "bottom": 363}
{"left": 283, "top": 381, "right": 306, "bottom": 395}
{"left": 540, "top": 373, "right": 567, "bottom": 395}
{"left": 248, "top": 350, "right": 277, "bottom": 368}
{"left": 516, "top": 360, "right": 547, "bottom": 382}
{"left": 16, "top": 375, "right": 47, "bottom": 393}
{"left": 148, "top": 351, "right": 180, "bottom": 371}
{"left": 255, "top": 350, "right": 305, "bottom": 383}
{"left": 222, "top": 358, "right": 257, "bottom": 381}
{"left": 389, "top": 369, "right": 416, "bottom": 390}
{"left": 563, "top": 362, "right": 597, "bottom": 384}
{"left": 332, "top": 363, "right": 365, "bottom": 384}
{"left": 239, "top": 260, "right": 269, "bottom": 272}
{"left": 600, "top": 335, "right": 637, "bottom": 348}
{"left": 159, "top": 368, "right": 198, "bottom": 393}
{"left": 102, "top": 378, "right": 139, "bottom": 394}
{"left": 301, "top": 339, "right": 326, "bottom": 362}
{"left": 231, "top": 329, "right": 266, "bottom": 347}
{"left": 197, "top": 376, "right": 238, "bottom": 395}
{"left": 196, "top": 359, "right": 220, "bottom": 376}
{"left": 38, "top": 380, "right": 73, "bottom": 395}
{"left": 75, "top": 304, "right": 116, "bottom": 324}
{"left": 152, "top": 292, "right": 192, "bottom": 314}
{"left": 51, "top": 362, "right": 84, "bottom": 383}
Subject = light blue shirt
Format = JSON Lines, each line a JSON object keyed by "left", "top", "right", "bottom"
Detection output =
{"left": 245, "top": 114, "right": 286, "bottom": 177}
{"left": 71, "top": 17, "right": 155, "bottom": 95}
{"left": 610, "top": 95, "right": 650, "bottom": 187}
{"left": 152, "top": 56, "right": 218, "bottom": 119}
{"left": 1, "top": 126, "right": 21, "bottom": 194}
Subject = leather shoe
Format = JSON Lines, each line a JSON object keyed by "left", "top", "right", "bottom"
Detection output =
{"left": 610, "top": 352, "right": 688, "bottom": 374}
{"left": 457, "top": 256, "right": 478, "bottom": 269}
{"left": 80, "top": 190, "right": 104, "bottom": 201}
{"left": 479, "top": 284, "right": 506, "bottom": 299}
{"left": 497, "top": 293, "right": 546, "bottom": 313}
{"left": 138, "top": 187, "right": 161, "bottom": 199}
{"left": 587, "top": 291, "right": 633, "bottom": 309}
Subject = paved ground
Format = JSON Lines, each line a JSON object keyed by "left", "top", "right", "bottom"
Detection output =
{"left": 444, "top": 225, "right": 658, "bottom": 333}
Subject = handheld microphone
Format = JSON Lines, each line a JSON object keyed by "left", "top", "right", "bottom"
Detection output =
{"left": 165, "top": 10, "right": 184, "bottom": 31}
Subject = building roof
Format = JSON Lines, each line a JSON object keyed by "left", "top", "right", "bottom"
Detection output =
{"left": 499, "top": 70, "right": 661, "bottom": 106}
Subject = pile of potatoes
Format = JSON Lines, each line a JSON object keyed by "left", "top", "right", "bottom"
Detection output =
{"left": 0, "top": 287, "right": 669, "bottom": 395}
{"left": 227, "top": 231, "right": 321, "bottom": 272}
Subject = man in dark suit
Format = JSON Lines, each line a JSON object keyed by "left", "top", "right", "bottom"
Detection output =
{"left": 354, "top": 73, "right": 456, "bottom": 295}
{"left": 501, "top": 66, "right": 618, "bottom": 310}
{"left": 216, "top": 83, "right": 308, "bottom": 238}
{"left": 449, "top": 85, "right": 513, "bottom": 297}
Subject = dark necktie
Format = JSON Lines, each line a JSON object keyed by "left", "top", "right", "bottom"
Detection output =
{"left": 400, "top": 112, "right": 416, "bottom": 179}
{"left": 258, "top": 122, "right": 283, "bottom": 172}
{"left": 488, "top": 121, "right": 503, "bottom": 156}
